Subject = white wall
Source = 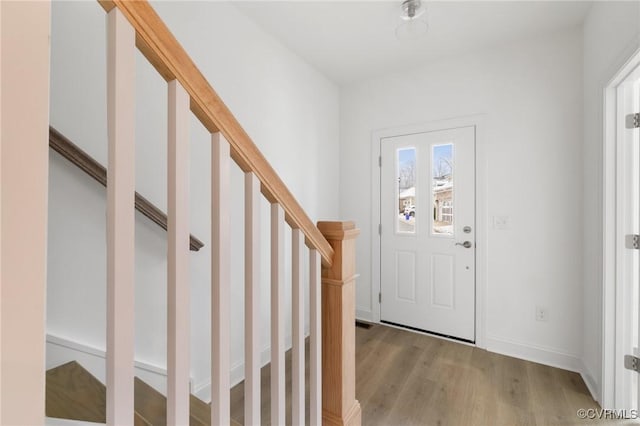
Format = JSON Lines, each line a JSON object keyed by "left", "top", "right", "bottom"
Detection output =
{"left": 582, "top": 1, "right": 640, "bottom": 404}
{"left": 341, "top": 27, "right": 585, "bottom": 369}
{"left": 48, "top": 0, "right": 339, "bottom": 398}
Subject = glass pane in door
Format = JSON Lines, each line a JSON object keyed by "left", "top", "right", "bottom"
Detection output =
{"left": 397, "top": 147, "right": 416, "bottom": 234}
{"left": 432, "top": 144, "right": 454, "bottom": 236}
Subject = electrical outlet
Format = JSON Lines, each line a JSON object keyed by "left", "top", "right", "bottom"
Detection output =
{"left": 536, "top": 306, "right": 548, "bottom": 322}
{"left": 493, "top": 215, "right": 510, "bottom": 229}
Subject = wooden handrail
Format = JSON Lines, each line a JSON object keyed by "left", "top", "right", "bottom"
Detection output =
{"left": 49, "top": 126, "right": 205, "bottom": 252}
{"left": 97, "top": 0, "right": 334, "bottom": 266}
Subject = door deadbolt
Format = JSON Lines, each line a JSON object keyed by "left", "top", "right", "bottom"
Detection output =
{"left": 463, "top": 226, "right": 472, "bottom": 234}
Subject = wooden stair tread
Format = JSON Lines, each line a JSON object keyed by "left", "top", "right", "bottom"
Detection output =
{"left": 135, "top": 411, "right": 153, "bottom": 426}
{"left": 46, "top": 361, "right": 106, "bottom": 423}
{"left": 46, "top": 361, "right": 213, "bottom": 425}
{"left": 133, "top": 377, "right": 206, "bottom": 425}
{"left": 190, "top": 394, "right": 243, "bottom": 426}
{"left": 189, "top": 415, "right": 206, "bottom": 426}
{"left": 190, "top": 394, "right": 211, "bottom": 424}
{"left": 134, "top": 377, "right": 167, "bottom": 425}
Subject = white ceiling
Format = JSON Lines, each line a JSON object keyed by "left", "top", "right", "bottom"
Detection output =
{"left": 234, "top": 1, "right": 593, "bottom": 85}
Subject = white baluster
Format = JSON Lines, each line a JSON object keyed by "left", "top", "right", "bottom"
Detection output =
{"left": 271, "top": 203, "right": 285, "bottom": 425}
{"left": 106, "top": 8, "right": 136, "bottom": 426}
{"left": 309, "top": 249, "right": 322, "bottom": 426}
{"left": 167, "top": 80, "right": 190, "bottom": 426}
{"left": 245, "top": 172, "right": 261, "bottom": 425}
{"left": 211, "top": 132, "right": 230, "bottom": 425}
{"left": 292, "top": 228, "right": 305, "bottom": 425}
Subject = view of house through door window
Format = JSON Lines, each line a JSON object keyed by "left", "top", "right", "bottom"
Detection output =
{"left": 397, "top": 144, "right": 456, "bottom": 236}
{"left": 397, "top": 147, "right": 416, "bottom": 234}
{"left": 432, "top": 143, "right": 454, "bottom": 236}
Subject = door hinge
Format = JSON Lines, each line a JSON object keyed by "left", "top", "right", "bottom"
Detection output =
{"left": 625, "top": 234, "right": 640, "bottom": 250}
{"left": 625, "top": 355, "right": 640, "bottom": 373}
{"left": 378, "top": 156, "right": 382, "bottom": 167}
{"left": 378, "top": 224, "right": 382, "bottom": 235}
{"left": 626, "top": 113, "right": 640, "bottom": 129}
{"left": 379, "top": 292, "right": 382, "bottom": 303}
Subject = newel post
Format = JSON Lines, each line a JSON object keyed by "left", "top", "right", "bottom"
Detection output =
{"left": 317, "top": 221, "right": 362, "bottom": 426}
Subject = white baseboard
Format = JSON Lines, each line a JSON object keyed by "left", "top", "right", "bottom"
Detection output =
{"left": 192, "top": 334, "right": 295, "bottom": 402}
{"left": 356, "top": 308, "right": 373, "bottom": 322}
{"left": 578, "top": 359, "right": 601, "bottom": 405}
{"left": 486, "top": 334, "right": 582, "bottom": 372}
{"left": 46, "top": 333, "right": 170, "bottom": 395}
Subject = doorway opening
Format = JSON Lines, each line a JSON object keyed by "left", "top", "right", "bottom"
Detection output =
{"left": 603, "top": 49, "right": 640, "bottom": 410}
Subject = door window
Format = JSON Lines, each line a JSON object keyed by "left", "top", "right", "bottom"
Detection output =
{"left": 432, "top": 143, "right": 454, "bottom": 236}
{"left": 397, "top": 147, "right": 416, "bottom": 234}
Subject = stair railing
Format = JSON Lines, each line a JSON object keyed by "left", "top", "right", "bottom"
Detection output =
{"left": 97, "top": 1, "right": 361, "bottom": 425}
{"left": 48, "top": 127, "right": 205, "bottom": 252}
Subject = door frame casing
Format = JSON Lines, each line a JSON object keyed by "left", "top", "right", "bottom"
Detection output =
{"left": 603, "top": 47, "right": 640, "bottom": 409}
{"left": 370, "top": 114, "right": 488, "bottom": 349}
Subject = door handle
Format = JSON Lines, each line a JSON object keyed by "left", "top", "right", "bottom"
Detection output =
{"left": 455, "top": 241, "right": 472, "bottom": 248}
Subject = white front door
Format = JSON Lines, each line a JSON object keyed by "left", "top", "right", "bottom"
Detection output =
{"left": 380, "top": 126, "right": 476, "bottom": 342}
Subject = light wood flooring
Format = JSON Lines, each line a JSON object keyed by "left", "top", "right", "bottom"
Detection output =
{"left": 230, "top": 323, "right": 618, "bottom": 426}
{"left": 354, "top": 324, "right": 608, "bottom": 426}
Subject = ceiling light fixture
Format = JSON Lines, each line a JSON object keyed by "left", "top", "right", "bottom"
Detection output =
{"left": 396, "top": 0, "right": 428, "bottom": 40}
